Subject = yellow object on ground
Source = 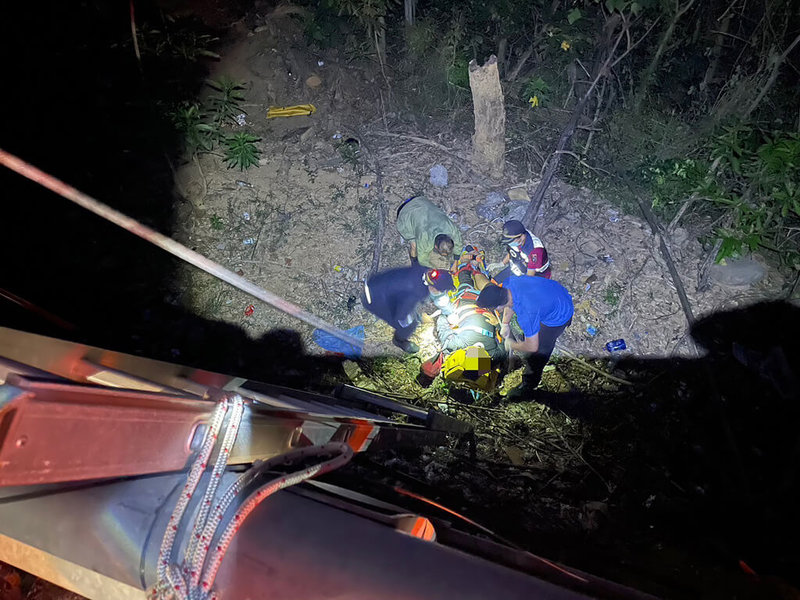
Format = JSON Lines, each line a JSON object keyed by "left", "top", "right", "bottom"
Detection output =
{"left": 267, "top": 104, "right": 317, "bottom": 118}
{"left": 443, "top": 346, "right": 499, "bottom": 392}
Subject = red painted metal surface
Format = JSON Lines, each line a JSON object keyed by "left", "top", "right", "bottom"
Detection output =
{"left": 0, "top": 376, "right": 215, "bottom": 486}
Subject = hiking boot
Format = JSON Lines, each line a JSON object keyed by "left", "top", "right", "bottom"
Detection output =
{"left": 393, "top": 337, "right": 419, "bottom": 353}
{"left": 502, "top": 386, "right": 537, "bottom": 403}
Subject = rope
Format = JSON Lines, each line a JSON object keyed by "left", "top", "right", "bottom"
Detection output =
{"left": 0, "top": 148, "right": 364, "bottom": 350}
{"left": 151, "top": 393, "right": 353, "bottom": 600}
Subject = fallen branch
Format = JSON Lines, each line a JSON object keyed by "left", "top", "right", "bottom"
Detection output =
{"left": 369, "top": 131, "right": 454, "bottom": 153}
{"left": 554, "top": 150, "right": 611, "bottom": 176}
{"left": 636, "top": 195, "right": 696, "bottom": 328}
{"left": 368, "top": 131, "right": 491, "bottom": 183}
{"left": 667, "top": 194, "right": 696, "bottom": 232}
{"left": 370, "top": 165, "right": 386, "bottom": 276}
{"left": 556, "top": 346, "right": 633, "bottom": 386}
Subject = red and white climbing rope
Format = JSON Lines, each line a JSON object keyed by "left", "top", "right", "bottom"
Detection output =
{"left": 151, "top": 393, "right": 353, "bottom": 600}
{"left": 199, "top": 443, "right": 353, "bottom": 594}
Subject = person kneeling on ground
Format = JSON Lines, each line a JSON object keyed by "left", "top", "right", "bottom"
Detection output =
{"left": 476, "top": 277, "right": 573, "bottom": 398}
{"left": 396, "top": 195, "right": 462, "bottom": 270}
{"left": 487, "top": 219, "right": 551, "bottom": 283}
{"left": 362, "top": 264, "right": 455, "bottom": 353}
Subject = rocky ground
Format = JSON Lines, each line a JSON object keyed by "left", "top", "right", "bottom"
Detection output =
{"left": 169, "top": 12, "right": 788, "bottom": 365}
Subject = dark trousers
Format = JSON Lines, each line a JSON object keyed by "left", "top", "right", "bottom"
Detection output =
{"left": 393, "top": 320, "right": 418, "bottom": 343}
{"left": 361, "top": 292, "right": 418, "bottom": 343}
{"left": 522, "top": 318, "right": 571, "bottom": 390}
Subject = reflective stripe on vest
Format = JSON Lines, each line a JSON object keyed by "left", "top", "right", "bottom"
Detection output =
{"left": 457, "top": 325, "right": 494, "bottom": 338}
{"left": 509, "top": 230, "right": 550, "bottom": 275}
{"left": 364, "top": 281, "right": 372, "bottom": 304}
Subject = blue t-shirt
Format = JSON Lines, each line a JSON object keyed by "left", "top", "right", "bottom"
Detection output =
{"left": 504, "top": 276, "right": 573, "bottom": 336}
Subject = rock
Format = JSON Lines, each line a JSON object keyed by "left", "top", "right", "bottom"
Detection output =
{"left": 299, "top": 126, "right": 315, "bottom": 143}
{"left": 507, "top": 185, "right": 530, "bottom": 201}
{"left": 305, "top": 74, "right": 322, "bottom": 89}
{"left": 476, "top": 191, "right": 505, "bottom": 219}
{"left": 709, "top": 258, "right": 767, "bottom": 287}
{"left": 429, "top": 164, "right": 448, "bottom": 187}
{"left": 504, "top": 200, "right": 529, "bottom": 222}
{"left": 672, "top": 227, "right": 689, "bottom": 246}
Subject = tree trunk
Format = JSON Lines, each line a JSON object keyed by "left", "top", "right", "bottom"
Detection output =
{"left": 497, "top": 37, "right": 508, "bottom": 77}
{"left": 700, "top": 10, "right": 731, "bottom": 94}
{"left": 505, "top": 45, "right": 534, "bottom": 82}
{"left": 469, "top": 55, "right": 506, "bottom": 180}
{"left": 404, "top": 0, "right": 416, "bottom": 26}
{"left": 634, "top": 0, "right": 696, "bottom": 113}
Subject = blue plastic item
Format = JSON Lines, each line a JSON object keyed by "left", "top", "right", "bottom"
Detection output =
{"left": 586, "top": 325, "right": 598, "bottom": 337}
{"left": 312, "top": 325, "right": 364, "bottom": 359}
{"left": 605, "top": 339, "right": 627, "bottom": 352}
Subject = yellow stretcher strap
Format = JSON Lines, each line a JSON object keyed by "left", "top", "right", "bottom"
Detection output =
{"left": 266, "top": 104, "right": 317, "bottom": 118}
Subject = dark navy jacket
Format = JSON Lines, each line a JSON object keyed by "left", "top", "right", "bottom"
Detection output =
{"left": 362, "top": 264, "right": 429, "bottom": 329}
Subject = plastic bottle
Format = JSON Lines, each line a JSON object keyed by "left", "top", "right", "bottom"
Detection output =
{"left": 605, "top": 339, "right": 627, "bottom": 352}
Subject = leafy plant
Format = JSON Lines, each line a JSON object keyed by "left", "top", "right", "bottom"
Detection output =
{"left": 446, "top": 55, "right": 470, "bottom": 89}
{"left": 640, "top": 123, "right": 800, "bottom": 266}
{"left": 209, "top": 214, "right": 224, "bottom": 230}
{"left": 224, "top": 133, "right": 261, "bottom": 170}
{"left": 136, "top": 24, "right": 220, "bottom": 61}
{"left": 171, "top": 78, "right": 259, "bottom": 171}
{"left": 336, "top": 138, "right": 361, "bottom": 168}
{"left": 303, "top": 0, "right": 346, "bottom": 48}
{"left": 206, "top": 77, "right": 247, "bottom": 126}
{"left": 172, "top": 102, "right": 215, "bottom": 155}
{"left": 406, "top": 19, "right": 437, "bottom": 59}
{"left": 522, "top": 76, "right": 551, "bottom": 105}
{"left": 604, "top": 283, "right": 622, "bottom": 307}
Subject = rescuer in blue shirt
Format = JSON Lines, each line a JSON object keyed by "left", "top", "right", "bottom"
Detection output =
{"left": 477, "top": 276, "right": 573, "bottom": 397}
{"left": 362, "top": 265, "right": 455, "bottom": 353}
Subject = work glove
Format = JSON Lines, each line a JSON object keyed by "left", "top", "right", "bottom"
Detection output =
{"left": 500, "top": 323, "right": 511, "bottom": 339}
{"left": 486, "top": 262, "right": 504, "bottom": 272}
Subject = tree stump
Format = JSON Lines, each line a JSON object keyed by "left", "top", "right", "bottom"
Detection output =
{"left": 468, "top": 55, "right": 506, "bottom": 180}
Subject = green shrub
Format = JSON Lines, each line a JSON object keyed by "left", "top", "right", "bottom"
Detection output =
{"left": 170, "top": 77, "right": 261, "bottom": 171}
{"left": 521, "top": 76, "right": 550, "bottom": 105}
{"left": 224, "top": 133, "right": 261, "bottom": 170}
